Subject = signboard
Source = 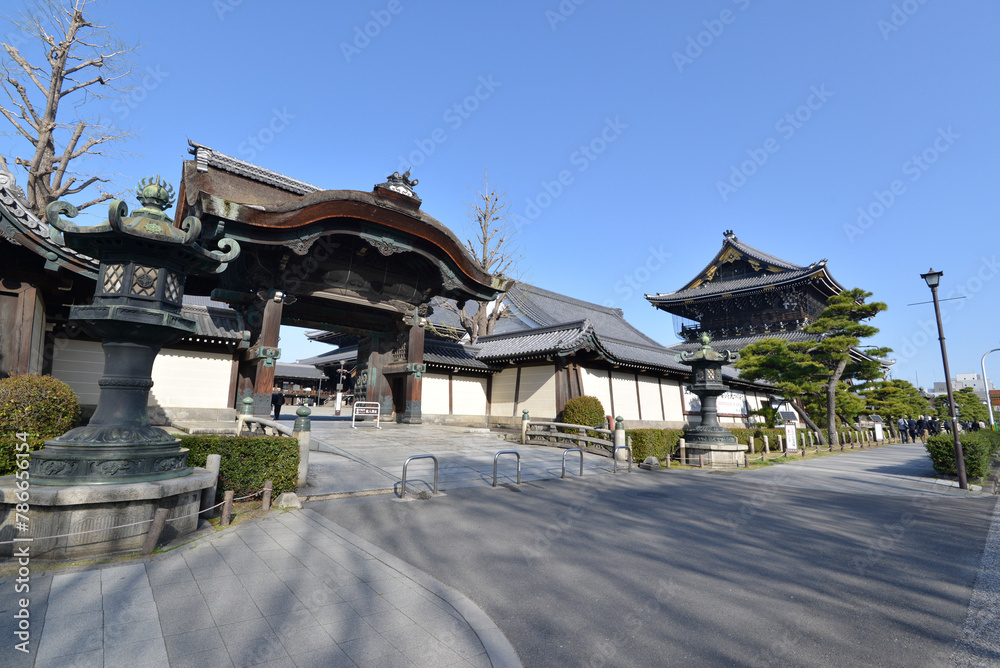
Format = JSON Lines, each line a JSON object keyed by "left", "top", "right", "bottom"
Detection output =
{"left": 784, "top": 423, "right": 798, "bottom": 451}
{"left": 874, "top": 423, "right": 884, "bottom": 442}
{"left": 682, "top": 387, "right": 747, "bottom": 416}
{"left": 352, "top": 401, "right": 382, "bottom": 429}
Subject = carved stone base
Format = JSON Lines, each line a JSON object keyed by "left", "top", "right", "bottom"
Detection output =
{"left": 28, "top": 440, "right": 191, "bottom": 485}
{"left": 683, "top": 442, "right": 748, "bottom": 468}
{"left": 0, "top": 469, "right": 215, "bottom": 559}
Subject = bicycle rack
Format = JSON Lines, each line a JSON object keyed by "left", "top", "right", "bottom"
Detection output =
{"left": 400, "top": 454, "right": 439, "bottom": 499}
{"left": 492, "top": 450, "right": 521, "bottom": 487}
{"left": 613, "top": 445, "right": 632, "bottom": 473}
{"left": 562, "top": 448, "right": 583, "bottom": 479}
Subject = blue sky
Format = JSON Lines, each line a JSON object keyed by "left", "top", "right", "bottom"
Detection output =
{"left": 3, "top": 0, "right": 998, "bottom": 390}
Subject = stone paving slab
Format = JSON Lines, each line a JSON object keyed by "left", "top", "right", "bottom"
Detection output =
{"left": 302, "top": 421, "right": 617, "bottom": 499}
{"left": 0, "top": 509, "right": 521, "bottom": 667}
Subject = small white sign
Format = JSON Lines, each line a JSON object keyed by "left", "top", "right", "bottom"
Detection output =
{"left": 874, "top": 423, "right": 884, "bottom": 442}
{"left": 352, "top": 402, "right": 382, "bottom": 429}
{"left": 785, "top": 423, "right": 798, "bottom": 451}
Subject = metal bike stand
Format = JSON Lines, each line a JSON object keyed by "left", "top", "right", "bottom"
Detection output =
{"left": 493, "top": 450, "right": 521, "bottom": 487}
{"left": 562, "top": 448, "right": 583, "bottom": 479}
{"left": 613, "top": 445, "right": 633, "bottom": 473}
{"left": 400, "top": 454, "right": 439, "bottom": 499}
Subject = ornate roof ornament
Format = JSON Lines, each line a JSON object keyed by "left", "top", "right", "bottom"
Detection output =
{"left": 375, "top": 170, "right": 422, "bottom": 203}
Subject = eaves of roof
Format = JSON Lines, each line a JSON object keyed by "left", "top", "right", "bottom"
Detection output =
{"left": 474, "top": 320, "right": 596, "bottom": 361}
{"left": 647, "top": 265, "right": 841, "bottom": 305}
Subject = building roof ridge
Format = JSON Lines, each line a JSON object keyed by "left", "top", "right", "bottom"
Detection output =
{"left": 188, "top": 140, "right": 322, "bottom": 195}
{"left": 724, "top": 232, "right": 805, "bottom": 271}
{"left": 476, "top": 318, "right": 590, "bottom": 342}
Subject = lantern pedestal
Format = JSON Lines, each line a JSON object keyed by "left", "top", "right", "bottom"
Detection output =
{"left": 0, "top": 469, "right": 216, "bottom": 560}
{"left": 678, "top": 334, "right": 748, "bottom": 468}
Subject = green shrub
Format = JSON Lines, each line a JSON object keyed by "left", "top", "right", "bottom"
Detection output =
{"left": 560, "top": 395, "right": 606, "bottom": 429}
{"left": 0, "top": 374, "right": 81, "bottom": 476}
{"left": 0, "top": 434, "right": 46, "bottom": 477}
{"left": 730, "top": 428, "right": 785, "bottom": 453}
{"left": 0, "top": 374, "right": 80, "bottom": 438}
{"left": 626, "top": 428, "right": 683, "bottom": 462}
{"left": 926, "top": 431, "right": 1000, "bottom": 480}
{"left": 181, "top": 435, "right": 299, "bottom": 500}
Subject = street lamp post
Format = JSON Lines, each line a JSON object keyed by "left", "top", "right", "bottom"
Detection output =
{"left": 981, "top": 348, "right": 1000, "bottom": 429}
{"left": 921, "top": 269, "right": 968, "bottom": 490}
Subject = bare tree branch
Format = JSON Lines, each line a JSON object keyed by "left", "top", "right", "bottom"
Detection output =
{"left": 439, "top": 168, "right": 524, "bottom": 342}
{"left": 0, "top": 0, "right": 140, "bottom": 217}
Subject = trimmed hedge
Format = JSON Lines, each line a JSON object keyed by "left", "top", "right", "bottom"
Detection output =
{"left": 181, "top": 435, "right": 299, "bottom": 499}
{"left": 626, "top": 429, "right": 683, "bottom": 462}
{"left": 925, "top": 430, "right": 1000, "bottom": 480}
{"left": 730, "top": 428, "right": 786, "bottom": 453}
{"left": 0, "top": 374, "right": 81, "bottom": 476}
{"left": 624, "top": 426, "right": 799, "bottom": 462}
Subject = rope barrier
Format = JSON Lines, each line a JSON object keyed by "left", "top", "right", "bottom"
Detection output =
{"left": 0, "top": 486, "right": 268, "bottom": 545}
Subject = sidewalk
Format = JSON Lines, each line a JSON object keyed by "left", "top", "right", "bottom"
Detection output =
{"left": 0, "top": 509, "right": 520, "bottom": 668}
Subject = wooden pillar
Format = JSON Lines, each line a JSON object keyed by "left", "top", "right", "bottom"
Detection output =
{"left": 400, "top": 320, "right": 424, "bottom": 424}
{"left": 238, "top": 296, "right": 283, "bottom": 416}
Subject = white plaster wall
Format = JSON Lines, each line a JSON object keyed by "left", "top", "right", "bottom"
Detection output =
{"left": 580, "top": 367, "right": 613, "bottom": 416}
{"left": 491, "top": 367, "right": 518, "bottom": 418}
{"left": 452, "top": 376, "right": 488, "bottom": 415}
{"left": 52, "top": 339, "right": 232, "bottom": 410}
{"left": 421, "top": 373, "right": 450, "bottom": 414}
{"left": 149, "top": 349, "right": 232, "bottom": 409}
{"left": 611, "top": 371, "right": 640, "bottom": 420}
{"left": 661, "top": 378, "right": 685, "bottom": 422}
{"left": 518, "top": 365, "right": 556, "bottom": 418}
{"left": 637, "top": 375, "right": 664, "bottom": 421}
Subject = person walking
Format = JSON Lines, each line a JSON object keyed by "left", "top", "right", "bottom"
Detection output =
{"left": 897, "top": 417, "right": 909, "bottom": 443}
{"left": 916, "top": 415, "right": 927, "bottom": 443}
{"left": 271, "top": 386, "right": 286, "bottom": 420}
{"left": 907, "top": 416, "right": 918, "bottom": 443}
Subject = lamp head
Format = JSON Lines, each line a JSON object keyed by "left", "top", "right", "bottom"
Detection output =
{"left": 921, "top": 268, "right": 943, "bottom": 288}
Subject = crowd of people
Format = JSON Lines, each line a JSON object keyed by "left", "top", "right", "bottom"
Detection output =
{"left": 895, "top": 414, "right": 989, "bottom": 443}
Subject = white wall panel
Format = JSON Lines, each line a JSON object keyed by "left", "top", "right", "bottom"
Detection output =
{"left": 637, "top": 375, "right": 664, "bottom": 421}
{"left": 661, "top": 378, "right": 685, "bottom": 421}
{"left": 518, "top": 365, "right": 556, "bottom": 418}
{"left": 52, "top": 339, "right": 232, "bottom": 409}
{"left": 421, "top": 373, "right": 450, "bottom": 414}
{"left": 452, "top": 376, "right": 487, "bottom": 415}
{"left": 580, "top": 367, "right": 613, "bottom": 416}
{"left": 492, "top": 367, "right": 518, "bottom": 417}
{"left": 611, "top": 371, "right": 640, "bottom": 420}
{"left": 150, "top": 349, "right": 232, "bottom": 409}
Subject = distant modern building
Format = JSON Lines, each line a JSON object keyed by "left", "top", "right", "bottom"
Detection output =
{"left": 933, "top": 373, "right": 993, "bottom": 402}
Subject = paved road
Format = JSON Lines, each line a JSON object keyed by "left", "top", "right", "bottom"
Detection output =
{"left": 309, "top": 445, "right": 998, "bottom": 667}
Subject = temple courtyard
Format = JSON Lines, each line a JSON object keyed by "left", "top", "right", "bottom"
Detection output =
{"left": 1, "top": 420, "right": 997, "bottom": 667}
